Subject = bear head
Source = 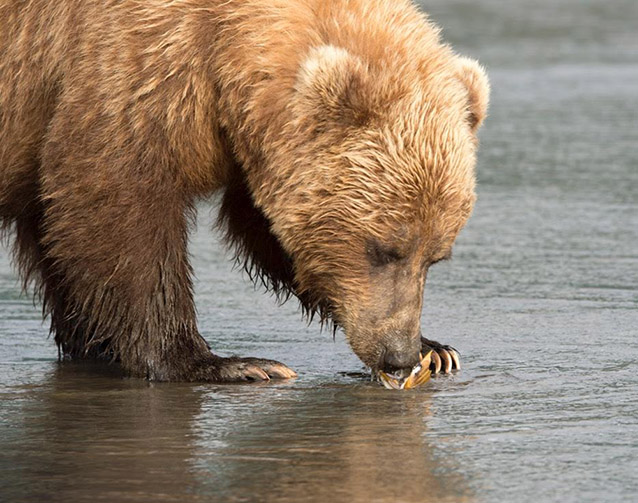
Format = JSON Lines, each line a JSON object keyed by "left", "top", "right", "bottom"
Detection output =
{"left": 231, "top": 44, "right": 489, "bottom": 376}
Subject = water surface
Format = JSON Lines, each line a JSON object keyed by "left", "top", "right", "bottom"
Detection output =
{"left": 1, "top": 1, "right": 637, "bottom": 501}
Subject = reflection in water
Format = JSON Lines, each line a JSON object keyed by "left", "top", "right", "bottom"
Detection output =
{"left": 1, "top": 364, "right": 472, "bottom": 503}
{"left": 194, "top": 385, "right": 472, "bottom": 503}
{"left": 2, "top": 363, "right": 206, "bottom": 502}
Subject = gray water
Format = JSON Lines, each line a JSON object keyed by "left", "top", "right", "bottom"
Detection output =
{"left": 1, "top": 1, "right": 637, "bottom": 502}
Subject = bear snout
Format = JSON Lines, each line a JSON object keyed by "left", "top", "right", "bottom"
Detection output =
{"left": 380, "top": 346, "right": 421, "bottom": 374}
{"left": 378, "top": 334, "right": 422, "bottom": 374}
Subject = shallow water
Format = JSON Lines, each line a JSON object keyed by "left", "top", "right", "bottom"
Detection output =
{"left": 1, "top": 1, "right": 638, "bottom": 502}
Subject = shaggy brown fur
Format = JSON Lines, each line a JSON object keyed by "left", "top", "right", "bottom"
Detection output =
{"left": 0, "top": 0, "right": 488, "bottom": 381}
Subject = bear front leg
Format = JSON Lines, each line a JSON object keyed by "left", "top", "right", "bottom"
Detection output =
{"left": 421, "top": 337, "right": 461, "bottom": 374}
{"left": 38, "top": 172, "right": 296, "bottom": 381}
{"left": 39, "top": 119, "right": 295, "bottom": 382}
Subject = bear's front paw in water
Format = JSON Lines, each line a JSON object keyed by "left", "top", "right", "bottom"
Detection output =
{"left": 214, "top": 356, "right": 298, "bottom": 382}
{"left": 421, "top": 337, "right": 461, "bottom": 374}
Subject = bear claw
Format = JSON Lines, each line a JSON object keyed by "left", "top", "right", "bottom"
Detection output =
{"left": 431, "top": 351, "right": 442, "bottom": 374}
{"left": 243, "top": 358, "right": 298, "bottom": 379}
{"left": 216, "top": 357, "right": 297, "bottom": 382}
{"left": 439, "top": 350, "right": 452, "bottom": 374}
{"left": 449, "top": 349, "right": 461, "bottom": 370}
{"left": 421, "top": 337, "right": 461, "bottom": 375}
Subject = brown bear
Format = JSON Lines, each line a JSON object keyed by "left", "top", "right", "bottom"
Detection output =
{"left": 0, "top": 0, "right": 488, "bottom": 382}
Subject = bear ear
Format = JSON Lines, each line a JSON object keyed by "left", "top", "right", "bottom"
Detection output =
{"left": 456, "top": 57, "right": 490, "bottom": 133}
{"left": 294, "top": 45, "right": 371, "bottom": 127}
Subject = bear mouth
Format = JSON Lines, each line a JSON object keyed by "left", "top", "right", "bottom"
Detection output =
{"left": 377, "top": 350, "right": 433, "bottom": 390}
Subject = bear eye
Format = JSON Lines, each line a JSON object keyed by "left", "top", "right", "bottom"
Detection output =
{"left": 429, "top": 250, "right": 453, "bottom": 266}
{"left": 366, "top": 240, "right": 405, "bottom": 267}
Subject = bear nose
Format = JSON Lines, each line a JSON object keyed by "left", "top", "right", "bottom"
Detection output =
{"left": 382, "top": 348, "right": 420, "bottom": 372}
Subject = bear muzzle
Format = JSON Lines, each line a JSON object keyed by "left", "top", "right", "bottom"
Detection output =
{"left": 380, "top": 345, "right": 421, "bottom": 374}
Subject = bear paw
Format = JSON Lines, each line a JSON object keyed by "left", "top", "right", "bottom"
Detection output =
{"left": 215, "top": 356, "right": 298, "bottom": 382}
{"left": 420, "top": 337, "right": 461, "bottom": 374}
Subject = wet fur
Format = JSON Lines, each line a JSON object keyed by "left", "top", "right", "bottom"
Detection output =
{"left": 0, "top": 0, "right": 488, "bottom": 379}
{"left": 217, "top": 167, "right": 335, "bottom": 327}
